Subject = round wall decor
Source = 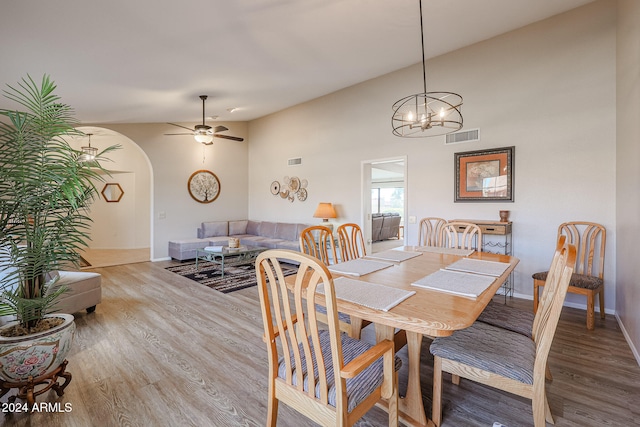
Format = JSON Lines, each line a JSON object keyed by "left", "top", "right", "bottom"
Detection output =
{"left": 188, "top": 170, "right": 220, "bottom": 203}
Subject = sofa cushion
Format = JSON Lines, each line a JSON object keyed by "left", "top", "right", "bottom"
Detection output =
{"left": 255, "top": 238, "right": 286, "bottom": 249}
{"left": 240, "top": 236, "right": 268, "bottom": 246}
{"left": 54, "top": 271, "right": 102, "bottom": 294}
{"left": 246, "top": 220, "right": 262, "bottom": 235}
{"left": 169, "top": 238, "right": 209, "bottom": 251}
{"left": 200, "top": 221, "right": 229, "bottom": 238}
{"left": 229, "top": 220, "right": 248, "bottom": 235}
{"left": 276, "top": 240, "right": 301, "bottom": 251}
{"left": 275, "top": 222, "right": 298, "bottom": 241}
{"left": 260, "top": 221, "right": 278, "bottom": 238}
{"left": 208, "top": 237, "right": 230, "bottom": 245}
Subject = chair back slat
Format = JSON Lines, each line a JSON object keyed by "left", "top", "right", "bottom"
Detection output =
{"left": 558, "top": 221, "right": 605, "bottom": 278}
{"left": 336, "top": 223, "right": 366, "bottom": 262}
{"left": 418, "top": 217, "right": 447, "bottom": 246}
{"left": 255, "top": 250, "right": 344, "bottom": 406}
{"left": 532, "top": 239, "right": 576, "bottom": 375}
{"left": 441, "top": 221, "right": 482, "bottom": 252}
{"left": 299, "top": 225, "right": 337, "bottom": 265}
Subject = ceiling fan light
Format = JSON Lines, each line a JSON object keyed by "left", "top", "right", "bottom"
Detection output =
{"left": 194, "top": 133, "right": 214, "bottom": 144}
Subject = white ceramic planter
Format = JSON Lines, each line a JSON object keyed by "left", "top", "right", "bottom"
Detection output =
{"left": 0, "top": 314, "right": 75, "bottom": 383}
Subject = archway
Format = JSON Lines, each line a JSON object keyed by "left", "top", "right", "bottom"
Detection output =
{"left": 68, "top": 127, "right": 152, "bottom": 267}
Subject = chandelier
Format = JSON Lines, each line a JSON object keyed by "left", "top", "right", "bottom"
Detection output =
{"left": 391, "top": 0, "right": 463, "bottom": 138}
{"left": 79, "top": 133, "right": 98, "bottom": 162}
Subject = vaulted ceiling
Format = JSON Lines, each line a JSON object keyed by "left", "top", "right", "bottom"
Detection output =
{"left": 0, "top": 0, "right": 595, "bottom": 124}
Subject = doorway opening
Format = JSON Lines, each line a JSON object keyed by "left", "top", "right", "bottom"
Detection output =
{"left": 361, "top": 157, "right": 407, "bottom": 254}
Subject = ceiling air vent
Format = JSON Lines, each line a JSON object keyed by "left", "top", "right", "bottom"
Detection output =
{"left": 445, "top": 128, "right": 480, "bottom": 144}
{"left": 287, "top": 157, "right": 302, "bottom": 166}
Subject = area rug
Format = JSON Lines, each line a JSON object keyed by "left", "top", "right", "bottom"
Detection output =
{"left": 165, "top": 260, "right": 298, "bottom": 294}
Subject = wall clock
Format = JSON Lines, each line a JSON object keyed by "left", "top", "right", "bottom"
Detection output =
{"left": 188, "top": 170, "right": 220, "bottom": 203}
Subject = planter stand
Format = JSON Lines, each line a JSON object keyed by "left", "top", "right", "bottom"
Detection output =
{"left": 0, "top": 360, "right": 72, "bottom": 408}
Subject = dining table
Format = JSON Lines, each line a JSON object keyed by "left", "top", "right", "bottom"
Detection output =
{"left": 312, "top": 245, "right": 519, "bottom": 427}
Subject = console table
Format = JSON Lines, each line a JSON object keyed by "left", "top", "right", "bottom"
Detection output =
{"left": 453, "top": 219, "right": 513, "bottom": 298}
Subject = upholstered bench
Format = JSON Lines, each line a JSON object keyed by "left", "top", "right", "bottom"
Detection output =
{"left": 48, "top": 271, "right": 102, "bottom": 315}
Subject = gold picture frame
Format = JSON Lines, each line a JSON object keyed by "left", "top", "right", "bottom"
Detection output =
{"left": 455, "top": 146, "right": 514, "bottom": 202}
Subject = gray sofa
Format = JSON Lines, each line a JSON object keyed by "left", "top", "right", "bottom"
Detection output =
{"left": 371, "top": 213, "right": 401, "bottom": 241}
{"left": 168, "top": 220, "right": 311, "bottom": 261}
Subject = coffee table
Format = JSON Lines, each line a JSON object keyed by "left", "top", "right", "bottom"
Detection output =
{"left": 194, "top": 245, "right": 267, "bottom": 277}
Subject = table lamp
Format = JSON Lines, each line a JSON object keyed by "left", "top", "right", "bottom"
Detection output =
{"left": 313, "top": 202, "right": 337, "bottom": 230}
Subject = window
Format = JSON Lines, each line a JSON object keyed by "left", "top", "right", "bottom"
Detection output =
{"left": 371, "top": 187, "right": 404, "bottom": 217}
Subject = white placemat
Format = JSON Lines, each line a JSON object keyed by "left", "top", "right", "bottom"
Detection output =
{"left": 444, "top": 258, "right": 511, "bottom": 277}
{"left": 328, "top": 259, "right": 394, "bottom": 277}
{"left": 318, "top": 277, "right": 415, "bottom": 312}
{"left": 415, "top": 246, "right": 475, "bottom": 256}
{"left": 365, "top": 250, "right": 422, "bottom": 263}
{"left": 411, "top": 269, "right": 495, "bottom": 299}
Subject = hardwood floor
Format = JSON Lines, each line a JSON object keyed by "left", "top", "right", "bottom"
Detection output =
{"left": 2, "top": 260, "right": 638, "bottom": 427}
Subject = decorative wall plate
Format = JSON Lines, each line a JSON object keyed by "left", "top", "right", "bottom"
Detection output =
{"left": 270, "top": 181, "right": 280, "bottom": 195}
{"left": 297, "top": 188, "right": 308, "bottom": 201}
{"left": 188, "top": 170, "right": 220, "bottom": 203}
{"left": 288, "top": 176, "right": 300, "bottom": 192}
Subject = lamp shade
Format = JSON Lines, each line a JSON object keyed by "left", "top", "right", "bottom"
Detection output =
{"left": 313, "top": 203, "right": 337, "bottom": 221}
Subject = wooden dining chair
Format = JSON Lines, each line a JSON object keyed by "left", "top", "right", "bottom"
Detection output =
{"left": 299, "top": 225, "right": 338, "bottom": 265}
{"left": 255, "top": 249, "right": 399, "bottom": 427}
{"left": 336, "top": 223, "right": 366, "bottom": 262}
{"left": 440, "top": 221, "right": 482, "bottom": 251}
{"left": 477, "top": 235, "right": 567, "bottom": 381}
{"left": 532, "top": 221, "right": 606, "bottom": 330}
{"left": 299, "top": 225, "right": 361, "bottom": 338}
{"left": 417, "top": 217, "right": 447, "bottom": 246}
{"left": 430, "top": 238, "right": 576, "bottom": 427}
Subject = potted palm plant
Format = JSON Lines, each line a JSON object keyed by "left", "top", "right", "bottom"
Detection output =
{"left": 0, "top": 75, "right": 117, "bottom": 384}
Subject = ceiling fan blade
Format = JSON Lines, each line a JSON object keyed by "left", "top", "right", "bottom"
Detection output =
{"left": 215, "top": 134, "right": 244, "bottom": 142}
{"left": 167, "top": 123, "right": 195, "bottom": 132}
{"left": 214, "top": 125, "right": 228, "bottom": 132}
{"left": 164, "top": 132, "right": 194, "bottom": 136}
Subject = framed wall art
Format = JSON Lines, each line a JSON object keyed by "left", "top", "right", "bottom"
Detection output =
{"left": 188, "top": 170, "right": 220, "bottom": 203}
{"left": 101, "top": 183, "right": 124, "bottom": 203}
{"left": 454, "top": 146, "right": 514, "bottom": 202}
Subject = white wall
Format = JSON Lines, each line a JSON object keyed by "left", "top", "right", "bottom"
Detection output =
{"left": 99, "top": 122, "right": 249, "bottom": 259}
{"left": 70, "top": 126, "right": 151, "bottom": 250}
{"left": 248, "top": 1, "right": 617, "bottom": 308}
{"left": 616, "top": 0, "right": 640, "bottom": 362}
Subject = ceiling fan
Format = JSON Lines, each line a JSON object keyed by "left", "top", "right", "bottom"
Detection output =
{"left": 165, "top": 95, "right": 244, "bottom": 144}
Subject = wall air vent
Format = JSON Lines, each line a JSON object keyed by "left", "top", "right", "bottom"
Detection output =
{"left": 445, "top": 128, "right": 480, "bottom": 144}
{"left": 288, "top": 157, "right": 302, "bottom": 166}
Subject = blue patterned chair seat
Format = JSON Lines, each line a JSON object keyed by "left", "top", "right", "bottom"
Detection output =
{"left": 532, "top": 271, "right": 603, "bottom": 290}
{"left": 430, "top": 322, "right": 535, "bottom": 385}
{"left": 315, "top": 303, "right": 352, "bottom": 324}
{"left": 476, "top": 300, "right": 534, "bottom": 338}
{"left": 278, "top": 330, "right": 402, "bottom": 412}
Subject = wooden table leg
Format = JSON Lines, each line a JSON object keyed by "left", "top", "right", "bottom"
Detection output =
{"left": 375, "top": 325, "right": 431, "bottom": 426}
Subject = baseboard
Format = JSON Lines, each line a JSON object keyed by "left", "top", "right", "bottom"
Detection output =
{"left": 152, "top": 257, "right": 172, "bottom": 262}
{"left": 511, "top": 291, "right": 615, "bottom": 315}
{"left": 616, "top": 313, "right": 640, "bottom": 367}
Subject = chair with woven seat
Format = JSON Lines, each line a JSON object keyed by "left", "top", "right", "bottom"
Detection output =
{"left": 299, "top": 225, "right": 338, "bottom": 265}
{"left": 300, "top": 226, "right": 362, "bottom": 338}
{"left": 255, "top": 249, "right": 399, "bottom": 426}
{"left": 417, "top": 217, "right": 447, "bottom": 246}
{"left": 533, "top": 221, "right": 606, "bottom": 330}
{"left": 440, "top": 221, "right": 482, "bottom": 251}
{"left": 477, "top": 236, "right": 567, "bottom": 381}
{"left": 430, "top": 238, "right": 576, "bottom": 427}
{"left": 336, "top": 223, "right": 366, "bottom": 262}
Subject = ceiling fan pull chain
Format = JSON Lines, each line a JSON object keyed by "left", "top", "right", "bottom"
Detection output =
{"left": 202, "top": 145, "right": 206, "bottom": 164}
